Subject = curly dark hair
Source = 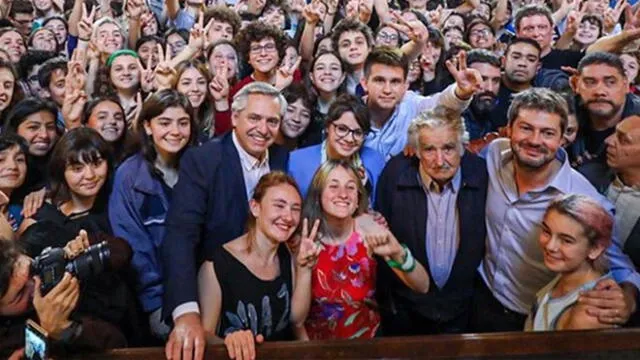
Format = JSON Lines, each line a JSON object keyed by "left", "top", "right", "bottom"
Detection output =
{"left": 204, "top": 5, "right": 242, "bottom": 38}
{"left": 234, "top": 21, "right": 287, "bottom": 64}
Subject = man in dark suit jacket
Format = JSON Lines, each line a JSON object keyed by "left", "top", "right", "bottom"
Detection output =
{"left": 161, "top": 82, "right": 289, "bottom": 360}
{"left": 375, "top": 107, "right": 488, "bottom": 335}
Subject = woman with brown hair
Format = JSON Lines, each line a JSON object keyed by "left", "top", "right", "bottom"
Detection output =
{"left": 197, "top": 171, "right": 304, "bottom": 359}
{"left": 291, "top": 159, "right": 429, "bottom": 340}
{"left": 174, "top": 60, "right": 215, "bottom": 140}
{"left": 109, "top": 89, "right": 197, "bottom": 339}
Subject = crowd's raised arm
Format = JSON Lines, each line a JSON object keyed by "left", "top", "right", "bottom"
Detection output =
{"left": 0, "top": 0, "right": 639, "bottom": 359}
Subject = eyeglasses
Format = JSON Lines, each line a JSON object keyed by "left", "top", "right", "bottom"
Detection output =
{"left": 332, "top": 123, "right": 365, "bottom": 141}
{"left": 250, "top": 42, "right": 277, "bottom": 55}
{"left": 470, "top": 28, "right": 492, "bottom": 38}
{"left": 377, "top": 32, "right": 398, "bottom": 41}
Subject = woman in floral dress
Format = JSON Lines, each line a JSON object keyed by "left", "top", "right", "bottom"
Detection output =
{"left": 291, "top": 159, "right": 430, "bottom": 340}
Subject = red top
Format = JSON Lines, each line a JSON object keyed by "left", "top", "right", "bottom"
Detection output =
{"left": 305, "top": 231, "right": 380, "bottom": 340}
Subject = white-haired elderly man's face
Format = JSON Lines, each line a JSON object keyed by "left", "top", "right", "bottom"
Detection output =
{"left": 416, "top": 125, "right": 462, "bottom": 186}
{"left": 232, "top": 93, "right": 282, "bottom": 159}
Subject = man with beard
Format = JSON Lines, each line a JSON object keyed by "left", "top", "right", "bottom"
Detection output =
{"left": 569, "top": 52, "right": 640, "bottom": 192}
{"left": 470, "top": 88, "right": 640, "bottom": 332}
{"left": 462, "top": 49, "right": 502, "bottom": 140}
{"left": 490, "top": 38, "right": 540, "bottom": 130}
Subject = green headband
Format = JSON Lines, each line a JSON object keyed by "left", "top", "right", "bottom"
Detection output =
{"left": 106, "top": 49, "right": 139, "bottom": 67}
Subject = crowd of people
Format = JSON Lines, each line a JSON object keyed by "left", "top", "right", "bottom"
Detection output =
{"left": 0, "top": 0, "right": 639, "bottom": 358}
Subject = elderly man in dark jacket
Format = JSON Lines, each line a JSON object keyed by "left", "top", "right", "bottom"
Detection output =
{"left": 375, "top": 107, "right": 488, "bottom": 335}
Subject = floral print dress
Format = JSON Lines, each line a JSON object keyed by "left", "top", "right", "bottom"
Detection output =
{"left": 305, "top": 231, "right": 380, "bottom": 339}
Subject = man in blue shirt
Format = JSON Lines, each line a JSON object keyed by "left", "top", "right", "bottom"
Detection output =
{"left": 471, "top": 88, "right": 640, "bottom": 332}
{"left": 362, "top": 47, "right": 482, "bottom": 160}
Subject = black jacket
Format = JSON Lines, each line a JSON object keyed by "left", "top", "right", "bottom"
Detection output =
{"left": 375, "top": 152, "right": 488, "bottom": 330}
{"left": 161, "top": 133, "right": 289, "bottom": 321}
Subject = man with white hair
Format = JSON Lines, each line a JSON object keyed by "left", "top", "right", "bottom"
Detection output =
{"left": 375, "top": 106, "right": 488, "bottom": 335}
{"left": 161, "top": 82, "right": 290, "bottom": 360}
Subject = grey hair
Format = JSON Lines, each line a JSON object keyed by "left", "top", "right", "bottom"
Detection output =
{"left": 507, "top": 88, "right": 568, "bottom": 134}
{"left": 407, "top": 106, "right": 469, "bottom": 155}
{"left": 91, "top": 17, "right": 125, "bottom": 43}
{"left": 231, "top": 82, "right": 288, "bottom": 116}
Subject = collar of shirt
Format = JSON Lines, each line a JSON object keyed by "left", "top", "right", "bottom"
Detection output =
{"left": 610, "top": 176, "right": 640, "bottom": 194}
{"left": 418, "top": 162, "right": 462, "bottom": 194}
{"left": 232, "top": 132, "right": 269, "bottom": 171}
{"left": 494, "top": 139, "right": 572, "bottom": 197}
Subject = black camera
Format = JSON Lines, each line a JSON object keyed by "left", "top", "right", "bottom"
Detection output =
{"left": 31, "top": 242, "right": 111, "bottom": 295}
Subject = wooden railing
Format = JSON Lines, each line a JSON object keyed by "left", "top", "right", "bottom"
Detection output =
{"left": 77, "top": 328, "right": 640, "bottom": 359}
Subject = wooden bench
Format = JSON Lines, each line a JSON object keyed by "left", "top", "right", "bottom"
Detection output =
{"left": 78, "top": 328, "right": 640, "bottom": 359}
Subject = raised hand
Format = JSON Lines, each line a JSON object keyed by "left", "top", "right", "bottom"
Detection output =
{"left": 274, "top": 55, "right": 301, "bottom": 90}
{"left": 209, "top": 59, "right": 230, "bottom": 101}
{"left": 66, "top": 49, "right": 87, "bottom": 92}
{"left": 302, "top": 1, "right": 324, "bottom": 25}
{"left": 426, "top": 5, "right": 443, "bottom": 27}
{"left": 154, "top": 43, "right": 177, "bottom": 90}
{"left": 446, "top": 50, "right": 482, "bottom": 100}
{"left": 623, "top": 2, "right": 640, "bottom": 30}
{"left": 386, "top": 12, "right": 429, "bottom": 44}
{"left": 62, "top": 89, "right": 88, "bottom": 129}
{"left": 78, "top": 3, "right": 96, "bottom": 41}
{"left": 358, "top": 0, "right": 374, "bottom": 23}
{"left": 138, "top": 58, "right": 155, "bottom": 93}
{"left": 125, "top": 0, "right": 145, "bottom": 19}
{"left": 565, "top": 8, "right": 584, "bottom": 33}
{"left": 345, "top": 0, "right": 359, "bottom": 19}
{"left": 189, "top": 11, "right": 210, "bottom": 52}
{"left": 296, "top": 218, "right": 322, "bottom": 269}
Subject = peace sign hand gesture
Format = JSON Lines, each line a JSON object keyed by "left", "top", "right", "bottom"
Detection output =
{"left": 446, "top": 50, "right": 482, "bottom": 100}
{"left": 386, "top": 12, "right": 429, "bottom": 45}
{"left": 154, "top": 44, "right": 177, "bottom": 90}
{"left": 138, "top": 58, "right": 155, "bottom": 93}
{"left": 209, "top": 59, "right": 230, "bottom": 101}
{"left": 274, "top": 55, "right": 301, "bottom": 91}
{"left": 189, "top": 12, "right": 213, "bottom": 51}
{"left": 78, "top": 3, "right": 96, "bottom": 41}
{"left": 296, "top": 218, "right": 323, "bottom": 270}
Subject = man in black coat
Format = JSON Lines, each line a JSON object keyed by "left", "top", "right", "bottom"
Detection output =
{"left": 161, "top": 82, "right": 289, "bottom": 359}
{"left": 375, "top": 107, "right": 488, "bottom": 334}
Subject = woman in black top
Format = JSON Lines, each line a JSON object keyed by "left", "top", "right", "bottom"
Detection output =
{"left": 198, "top": 172, "right": 303, "bottom": 359}
{"left": 20, "top": 128, "right": 141, "bottom": 345}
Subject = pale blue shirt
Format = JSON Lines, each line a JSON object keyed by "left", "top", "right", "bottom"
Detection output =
{"left": 364, "top": 84, "right": 470, "bottom": 161}
{"left": 421, "top": 167, "right": 461, "bottom": 289}
{"left": 480, "top": 139, "right": 640, "bottom": 314}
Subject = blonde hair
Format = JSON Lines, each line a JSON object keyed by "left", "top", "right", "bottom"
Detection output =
{"left": 301, "top": 159, "right": 369, "bottom": 237}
